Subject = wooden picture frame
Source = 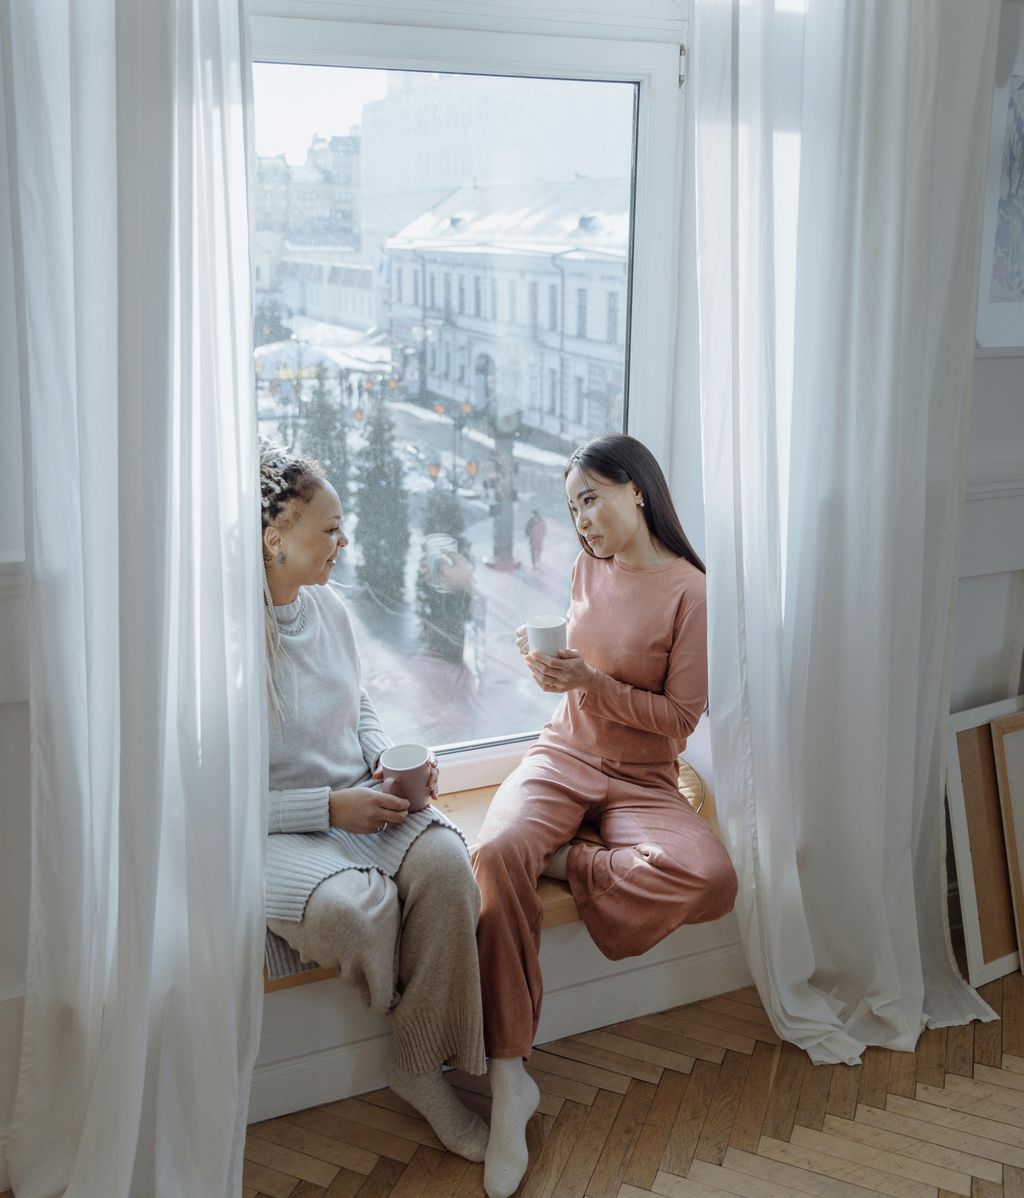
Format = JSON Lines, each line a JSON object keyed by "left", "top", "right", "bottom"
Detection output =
{"left": 992, "top": 711, "right": 1024, "bottom": 965}
{"left": 947, "top": 695, "right": 1024, "bottom": 984}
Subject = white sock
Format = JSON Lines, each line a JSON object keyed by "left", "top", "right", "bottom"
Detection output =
{"left": 484, "top": 1057, "right": 540, "bottom": 1198}
{"left": 387, "top": 1061, "right": 490, "bottom": 1162}
{"left": 542, "top": 843, "right": 571, "bottom": 881}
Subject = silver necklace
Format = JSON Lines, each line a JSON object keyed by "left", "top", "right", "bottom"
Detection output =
{"left": 276, "top": 592, "right": 307, "bottom": 637}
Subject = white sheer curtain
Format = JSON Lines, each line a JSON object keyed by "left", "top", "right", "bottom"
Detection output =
{"left": 693, "top": 0, "right": 1001, "bottom": 1064}
{"left": 4, "top": 2, "right": 264, "bottom": 1195}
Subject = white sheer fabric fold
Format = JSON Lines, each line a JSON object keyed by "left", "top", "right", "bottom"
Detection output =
{"left": 4, "top": 1, "right": 264, "bottom": 1194}
{"left": 693, "top": 0, "right": 1001, "bottom": 1063}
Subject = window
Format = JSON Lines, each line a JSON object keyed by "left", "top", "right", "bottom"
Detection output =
{"left": 413, "top": 269, "right": 420, "bottom": 307}
{"left": 473, "top": 275, "right": 482, "bottom": 317}
{"left": 457, "top": 274, "right": 466, "bottom": 315}
{"left": 529, "top": 280, "right": 539, "bottom": 332}
{"left": 396, "top": 266, "right": 404, "bottom": 304}
{"left": 250, "top": 26, "right": 682, "bottom": 763}
{"left": 548, "top": 283, "right": 559, "bottom": 332}
{"left": 575, "top": 376, "right": 585, "bottom": 423}
{"left": 607, "top": 291, "right": 619, "bottom": 344}
{"left": 576, "top": 287, "right": 588, "bottom": 339}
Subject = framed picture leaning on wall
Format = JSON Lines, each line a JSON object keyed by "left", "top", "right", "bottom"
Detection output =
{"left": 992, "top": 712, "right": 1024, "bottom": 961}
{"left": 947, "top": 695, "right": 1024, "bottom": 985}
{"left": 977, "top": 0, "right": 1024, "bottom": 351}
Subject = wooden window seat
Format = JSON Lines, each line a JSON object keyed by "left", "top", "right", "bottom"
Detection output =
{"left": 264, "top": 762, "right": 715, "bottom": 994}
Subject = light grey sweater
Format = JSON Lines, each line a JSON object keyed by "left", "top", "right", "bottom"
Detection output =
{"left": 266, "top": 580, "right": 458, "bottom": 921}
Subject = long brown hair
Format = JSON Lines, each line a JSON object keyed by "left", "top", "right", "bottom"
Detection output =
{"left": 563, "top": 434, "right": 705, "bottom": 573}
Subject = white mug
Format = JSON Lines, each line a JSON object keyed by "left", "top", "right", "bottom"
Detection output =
{"left": 526, "top": 615, "right": 567, "bottom": 655}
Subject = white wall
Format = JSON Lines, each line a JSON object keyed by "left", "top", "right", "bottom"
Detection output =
{"left": 951, "top": 353, "right": 1024, "bottom": 715}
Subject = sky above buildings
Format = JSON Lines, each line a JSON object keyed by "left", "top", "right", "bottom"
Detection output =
{"left": 253, "top": 63, "right": 389, "bottom": 163}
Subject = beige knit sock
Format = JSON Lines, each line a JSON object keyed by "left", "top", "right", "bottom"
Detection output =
{"left": 387, "top": 1061, "right": 489, "bottom": 1162}
{"left": 484, "top": 1057, "right": 540, "bottom": 1198}
{"left": 542, "top": 842, "right": 572, "bottom": 880}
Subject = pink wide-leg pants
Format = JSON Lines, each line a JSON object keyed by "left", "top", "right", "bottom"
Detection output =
{"left": 472, "top": 744, "right": 738, "bottom": 1059}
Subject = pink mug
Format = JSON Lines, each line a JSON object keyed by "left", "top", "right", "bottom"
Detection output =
{"left": 380, "top": 743, "right": 433, "bottom": 812}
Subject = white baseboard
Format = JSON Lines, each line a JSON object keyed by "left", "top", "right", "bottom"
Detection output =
{"left": 535, "top": 938, "right": 751, "bottom": 1046}
{"left": 248, "top": 934, "right": 751, "bottom": 1124}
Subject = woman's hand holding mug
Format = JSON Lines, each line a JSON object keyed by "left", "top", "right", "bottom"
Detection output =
{"left": 527, "top": 647, "right": 595, "bottom": 694}
{"left": 329, "top": 786, "right": 410, "bottom": 834}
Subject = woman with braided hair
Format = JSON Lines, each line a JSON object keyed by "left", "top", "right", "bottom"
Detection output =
{"left": 259, "top": 438, "right": 488, "bottom": 1160}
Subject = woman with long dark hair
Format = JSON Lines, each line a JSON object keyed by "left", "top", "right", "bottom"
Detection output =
{"left": 473, "top": 434, "right": 738, "bottom": 1198}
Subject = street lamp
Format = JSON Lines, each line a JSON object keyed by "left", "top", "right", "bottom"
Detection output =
{"left": 485, "top": 407, "right": 523, "bottom": 571}
{"left": 412, "top": 324, "right": 433, "bottom": 406}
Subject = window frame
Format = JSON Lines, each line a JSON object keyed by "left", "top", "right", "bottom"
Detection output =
{"left": 251, "top": 15, "right": 684, "bottom": 790}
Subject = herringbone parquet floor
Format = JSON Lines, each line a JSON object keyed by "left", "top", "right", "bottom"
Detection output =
{"left": 237, "top": 972, "right": 1024, "bottom": 1198}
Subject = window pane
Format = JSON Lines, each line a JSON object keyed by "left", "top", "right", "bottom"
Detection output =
{"left": 253, "top": 65, "right": 635, "bottom": 748}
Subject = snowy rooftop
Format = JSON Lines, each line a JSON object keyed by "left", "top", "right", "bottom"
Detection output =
{"left": 384, "top": 179, "right": 630, "bottom": 258}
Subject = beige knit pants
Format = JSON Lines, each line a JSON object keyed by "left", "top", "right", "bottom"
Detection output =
{"left": 268, "top": 825, "right": 486, "bottom": 1075}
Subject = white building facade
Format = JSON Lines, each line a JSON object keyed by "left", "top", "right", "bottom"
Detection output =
{"left": 384, "top": 179, "right": 629, "bottom": 446}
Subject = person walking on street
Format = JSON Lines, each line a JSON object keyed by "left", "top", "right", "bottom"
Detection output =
{"left": 525, "top": 510, "right": 546, "bottom": 568}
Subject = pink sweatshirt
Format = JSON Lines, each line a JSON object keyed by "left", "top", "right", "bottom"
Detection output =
{"left": 541, "top": 550, "right": 708, "bottom": 765}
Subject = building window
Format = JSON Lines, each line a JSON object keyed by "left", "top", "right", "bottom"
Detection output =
{"left": 607, "top": 291, "right": 618, "bottom": 344}
{"left": 474, "top": 276, "right": 482, "bottom": 317}
{"left": 575, "top": 377, "right": 585, "bottom": 423}
{"left": 529, "top": 281, "right": 539, "bottom": 332}
{"left": 444, "top": 273, "right": 452, "bottom": 313}
{"left": 508, "top": 280, "right": 518, "bottom": 324}
{"left": 413, "top": 269, "right": 421, "bottom": 307}
{"left": 429, "top": 272, "right": 437, "bottom": 309}
{"left": 548, "top": 368, "right": 558, "bottom": 414}
{"left": 491, "top": 278, "right": 498, "bottom": 321}
{"left": 458, "top": 275, "right": 466, "bottom": 314}
{"left": 548, "top": 283, "right": 559, "bottom": 332}
{"left": 444, "top": 348, "right": 452, "bottom": 378}
{"left": 576, "top": 288, "right": 588, "bottom": 339}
